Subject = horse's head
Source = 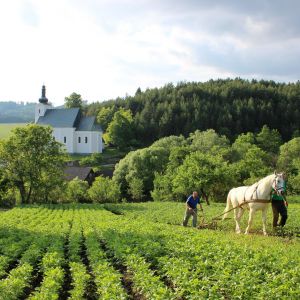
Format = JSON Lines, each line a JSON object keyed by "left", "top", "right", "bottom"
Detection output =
{"left": 272, "top": 172, "right": 286, "bottom": 196}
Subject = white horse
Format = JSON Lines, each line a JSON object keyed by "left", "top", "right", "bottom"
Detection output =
{"left": 223, "top": 173, "right": 285, "bottom": 235}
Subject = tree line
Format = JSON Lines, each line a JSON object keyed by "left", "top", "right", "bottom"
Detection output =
{"left": 0, "top": 124, "right": 120, "bottom": 206}
{"left": 2, "top": 124, "right": 299, "bottom": 206}
{"left": 113, "top": 126, "right": 300, "bottom": 202}
{"left": 83, "top": 78, "right": 300, "bottom": 149}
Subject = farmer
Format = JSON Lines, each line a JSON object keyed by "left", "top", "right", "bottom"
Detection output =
{"left": 182, "top": 191, "right": 204, "bottom": 227}
{"left": 272, "top": 181, "right": 288, "bottom": 228}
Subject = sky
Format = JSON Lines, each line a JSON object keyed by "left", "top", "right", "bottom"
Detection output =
{"left": 0, "top": 0, "right": 299, "bottom": 106}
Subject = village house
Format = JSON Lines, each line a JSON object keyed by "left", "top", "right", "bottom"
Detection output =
{"left": 35, "top": 85, "right": 103, "bottom": 154}
{"left": 64, "top": 165, "right": 96, "bottom": 186}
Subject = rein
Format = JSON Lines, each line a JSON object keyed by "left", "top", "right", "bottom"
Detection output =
{"left": 212, "top": 199, "right": 271, "bottom": 221}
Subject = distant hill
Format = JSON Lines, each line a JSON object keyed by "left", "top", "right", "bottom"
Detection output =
{"left": 0, "top": 102, "right": 35, "bottom": 123}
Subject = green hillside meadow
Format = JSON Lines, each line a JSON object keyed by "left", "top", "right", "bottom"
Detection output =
{"left": 0, "top": 201, "right": 299, "bottom": 299}
{"left": 0, "top": 123, "right": 26, "bottom": 140}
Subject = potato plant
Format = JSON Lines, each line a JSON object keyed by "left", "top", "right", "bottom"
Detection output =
{"left": 0, "top": 202, "right": 298, "bottom": 299}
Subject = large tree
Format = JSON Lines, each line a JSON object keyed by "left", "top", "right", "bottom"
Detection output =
{"left": 171, "top": 151, "right": 235, "bottom": 201}
{"left": 0, "top": 124, "right": 66, "bottom": 204}
{"left": 277, "top": 137, "right": 300, "bottom": 193}
{"left": 64, "top": 92, "right": 83, "bottom": 109}
{"left": 256, "top": 125, "right": 282, "bottom": 154}
{"left": 96, "top": 106, "right": 117, "bottom": 131}
{"left": 104, "top": 108, "right": 135, "bottom": 149}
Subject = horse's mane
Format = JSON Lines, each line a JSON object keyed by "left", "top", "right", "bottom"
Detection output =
{"left": 250, "top": 174, "right": 275, "bottom": 188}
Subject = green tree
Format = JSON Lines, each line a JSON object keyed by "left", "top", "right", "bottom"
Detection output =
{"left": 256, "top": 125, "right": 282, "bottom": 154}
{"left": 277, "top": 137, "right": 300, "bottom": 175}
{"left": 277, "top": 137, "right": 300, "bottom": 192}
{"left": 65, "top": 177, "right": 89, "bottom": 203}
{"left": 288, "top": 158, "right": 300, "bottom": 194}
{"left": 104, "top": 109, "right": 134, "bottom": 149}
{"left": 64, "top": 92, "right": 83, "bottom": 109}
{"left": 188, "top": 129, "right": 230, "bottom": 153}
{"left": 0, "top": 168, "right": 14, "bottom": 207}
{"left": 0, "top": 124, "right": 66, "bottom": 204}
{"left": 151, "top": 146, "right": 191, "bottom": 202}
{"left": 231, "top": 132, "right": 256, "bottom": 161}
{"left": 151, "top": 173, "right": 174, "bottom": 202}
{"left": 233, "top": 146, "right": 272, "bottom": 185}
{"left": 88, "top": 176, "right": 120, "bottom": 203}
{"left": 113, "top": 147, "right": 170, "bottom": 199}
{"left": 172, "top": 151, "right": 234, "bottom": 201}
{"left": 96, "top": 106, "right": 116, "bottom": 131}
{"left": 128, "top": 178, "right": 144, "bottom": 201}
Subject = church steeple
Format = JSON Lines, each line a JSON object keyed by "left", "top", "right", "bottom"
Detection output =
{"left": 39, "top": 85, "right": 48, "bottom": 104}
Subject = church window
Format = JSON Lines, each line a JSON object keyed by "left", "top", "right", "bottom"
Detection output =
{"left": 78, "top": 137, "right": 81, "bottom": 143}
{"left": 85, "top": 137, "right": 88, "bottom": 143}
{"left": 64, "top": 137, "right": 66, "bottom": 143}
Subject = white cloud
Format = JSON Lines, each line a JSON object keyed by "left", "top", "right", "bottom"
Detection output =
{"left": 0, "top": 0, "right": 299, "bottom": 106}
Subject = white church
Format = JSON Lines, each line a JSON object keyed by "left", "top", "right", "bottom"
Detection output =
{"left": 35, "top": 85, "right": 103, "bottom": 154}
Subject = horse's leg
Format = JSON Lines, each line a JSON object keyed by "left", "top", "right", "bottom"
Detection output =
{"left": 234, "top": 207, "right": 243, "bottom": 234}
{"left": 245, "top": 208, "right": 255, "bottom": 234}
{"left": 262, "top": 207, "right": 268, "bottom": 236}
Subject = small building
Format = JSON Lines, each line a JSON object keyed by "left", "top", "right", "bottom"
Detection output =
{"left": 64, "top": 166, "right": 96, "bottom": 186}
{"left": 35, "top": 85, "right": 103, "bottom": 154}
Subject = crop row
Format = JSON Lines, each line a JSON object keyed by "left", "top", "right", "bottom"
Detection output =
{"left": 88, "top": 205, "right": 300, "bottom": 299}
{"left": 0, "top": 204, "right": 299, "bottom": 299}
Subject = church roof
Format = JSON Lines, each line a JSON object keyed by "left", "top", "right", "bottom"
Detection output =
{"left": 37, "top": 108, "right": 102, "bottom": 132}
{"left": 77, "top": 116, "right": 102, "bottom": 131}
{"left": 37, "top": 108, "right": 80, "bottom": 127}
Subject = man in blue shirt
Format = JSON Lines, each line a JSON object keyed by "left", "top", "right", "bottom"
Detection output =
{"left": 182, "top": 191, "right": 203, "bottom": 227}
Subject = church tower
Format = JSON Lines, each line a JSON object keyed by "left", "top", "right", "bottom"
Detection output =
{"left": 35, "top": 85, "right": 52, "bottom": 123}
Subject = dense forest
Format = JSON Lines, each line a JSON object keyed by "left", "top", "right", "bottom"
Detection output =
{"left": 86, "top": 78, "right": 300, "bottom": 146}
{"left": 0, "top": 101, "right": 35, "bottom": 123}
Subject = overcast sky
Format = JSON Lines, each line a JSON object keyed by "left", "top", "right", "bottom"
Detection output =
{"left": 0, "top": 0, "right": 299, "bottom": 106}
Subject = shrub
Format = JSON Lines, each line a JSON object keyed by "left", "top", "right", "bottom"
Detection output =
{"left": 65, "top": 177, "right": 90, "bottom": 203}
{"left": 88, "top": 176, "right": 120, "bottom": 203}
{"left": 79, "top": 153, "right": 103, "bottom": 166}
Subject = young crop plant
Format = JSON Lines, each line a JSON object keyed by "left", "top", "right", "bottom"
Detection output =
{"left": 67, "top": 210, "right": 91, "bottom": 300}
{"left": 85, "top": 210, "right": 175, "bottom": 300}
{"left": 28, "top": 208, "right": 72, "bottom": 299}
{"left": 82, "top": 221, "right": 127, "bottom": 300}
{"left": 0, "top": 201, "right": 299, "bottom": 299}
{"left": 69, "top": 262, "right": 90, "bottom": 300}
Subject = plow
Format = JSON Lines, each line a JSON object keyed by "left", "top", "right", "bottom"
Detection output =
{"left": 195, "top": 201, "right": 250, "bottom": 230}
{"left": 196, "top": 211, "right": 221, "bottom": 230}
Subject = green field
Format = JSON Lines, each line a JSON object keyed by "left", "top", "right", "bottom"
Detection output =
{"left": 0, "top": 123, "right": 27, "bottom": 140}
{"left": 0, "top": 202, "right": 299, "bottom": 299}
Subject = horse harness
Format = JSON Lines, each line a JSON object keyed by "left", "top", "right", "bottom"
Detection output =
{"left": 240, "top": 181, "right": 274, "bottom": 209}
{"left": 212, "top": 175, "right": 282, "bottom": 221}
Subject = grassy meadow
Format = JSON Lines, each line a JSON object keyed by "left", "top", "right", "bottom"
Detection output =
{"left": 0, "top": 123, "right": 27, "bottom": 140}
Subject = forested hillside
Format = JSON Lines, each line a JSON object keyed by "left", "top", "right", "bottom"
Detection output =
{"left": 0, "top": 102, "right": 35, "bottom": 123}
{"left": 87, "top": 78, "right": 300, "bottom": 146}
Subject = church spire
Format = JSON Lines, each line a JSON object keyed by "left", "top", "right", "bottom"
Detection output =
{"left": 39, "top": 85, "right": 48, "bottom": 104}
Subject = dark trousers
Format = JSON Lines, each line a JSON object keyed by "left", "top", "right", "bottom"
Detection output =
{"left": 272, "top": 200, "right": 288, "bottom": 227}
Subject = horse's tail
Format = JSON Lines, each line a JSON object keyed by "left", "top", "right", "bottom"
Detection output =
{"left": 222, "top": 189, "right": 233, "bottom": 220}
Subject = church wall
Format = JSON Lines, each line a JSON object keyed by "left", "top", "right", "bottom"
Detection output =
{"left": 91, "top": 131, "right": 103, "bottom": 153}
{"left": 74, "top": 131, "right": 103, "bottom": 154}
{"left": 52, "top": 128, "right": 76, "bottom": 153}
